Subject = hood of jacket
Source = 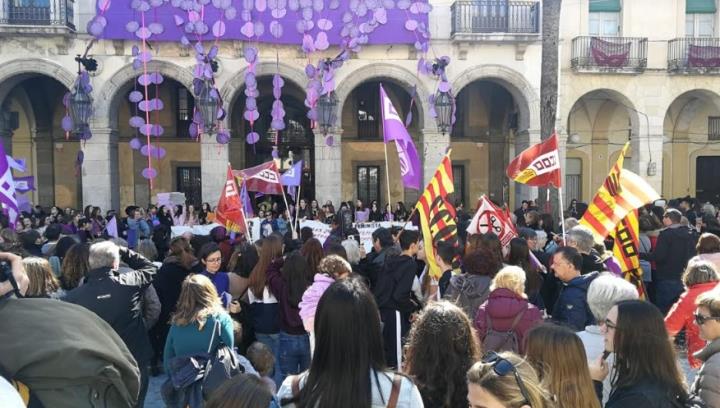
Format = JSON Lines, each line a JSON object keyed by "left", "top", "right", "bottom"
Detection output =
{"left": 485, "top": 288, "right": 531, "bottom": 319}
{"left": 450, "top": 274, "right": 492, "bottom": 297}
{"left": 695, "top": 338, "right": 720, "bottom": 362}
{"left": 566, "top": 271, "right": 598, "bottom": 291}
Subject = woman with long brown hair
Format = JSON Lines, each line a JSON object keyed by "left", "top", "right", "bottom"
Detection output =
{"left": 300, "top": 238, "right": 323, "bottom": 280}
{"left": 404, "top": 301, "right": 480, "bottom": 407}
{"left": 163, "top": 274, "right": 233, "bottom": 374}
{"left": 525, "top": 323, "right": 600, "bottom": 408}
{"left": 59, "top": 242, "right": 90, "bottom": 290}
{"left": 248, "top": 234, "right": 284, "bottom": 386}
{"left": 590, "top": 300, "right": 690, "bottom": 407}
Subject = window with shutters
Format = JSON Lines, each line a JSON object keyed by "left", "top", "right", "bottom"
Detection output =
{"left": 709, "top": 116, "right": 720, "bottom": 140}
{"left": 357, "top": 166, "right": 380, "bottom": 205}
{"left": 565, "top": 158, "right": 582, "bottom": 204}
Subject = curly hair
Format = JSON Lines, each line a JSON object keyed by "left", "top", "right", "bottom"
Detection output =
{"left": 463, "top": 244, "right": 503, "bottom": 277}
{"left": 404, "top": 301, "right": 480, "bottom": 408}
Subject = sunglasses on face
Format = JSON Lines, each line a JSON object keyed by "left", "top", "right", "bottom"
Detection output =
{"left": 694, "top": 313, "right": 720, "bottom": 326}
{"left": 481, "top": 352, "right": 532, "bottom": 406}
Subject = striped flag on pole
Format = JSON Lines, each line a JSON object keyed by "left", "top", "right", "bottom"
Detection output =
{"left": 580, "top": 142, "right": 660, "bottom": 241}
{"left": 415, "top": 150, "right": 459, "bottom": 278}
{"left": 610, "top": 209, "right": 646, "bottom": 299}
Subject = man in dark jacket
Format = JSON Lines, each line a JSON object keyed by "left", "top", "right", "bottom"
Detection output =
{"left": 551, "top": 246, "right": 598, "bottom": 331}
{"left": 643, "top": 208, "right": 698, "bottom": 315}
{"left": 373, "top": 229, "right": 421, "bottom": 369}
{"left": 64, "top": 241, "right": 157, "bottom": 407}
{"left": 358, "top": 227, "right": 397, "bottom": 289}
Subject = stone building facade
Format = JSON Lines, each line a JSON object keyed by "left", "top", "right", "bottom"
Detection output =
{"left": 0, "top": 0, "right": 718, "bottom": 213}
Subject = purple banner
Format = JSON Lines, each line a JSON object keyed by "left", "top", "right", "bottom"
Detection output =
{"left": 14, "top": 176, "right": 35, "bottom": 194}
{"left": 380, "top": 83, "right": 421, "bottom": 190}
{"left": 96, "top": 2, "right": 429, "bottom": 45}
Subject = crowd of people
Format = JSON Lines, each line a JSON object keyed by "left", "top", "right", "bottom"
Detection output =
{"left": 1, "top": 194, "right": 720, "bottom": 408}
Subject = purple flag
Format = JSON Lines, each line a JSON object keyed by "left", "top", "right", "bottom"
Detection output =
{"left": 14, "top": 176, "right": 34, "bottom": 193}
{"left": 280, "top": 160, "right": 303, "bottom": 187}
{"left": 0, "top": 144, "right": 19, "bottom": 229}
{"left": 380, "top": 84, "right": 422, "bottom": 190}
{"left": 241, "top": 180, "right": 254, "bottom": 218}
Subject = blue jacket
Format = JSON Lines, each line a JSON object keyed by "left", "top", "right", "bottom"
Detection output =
{"left": 552, "top": 272, "right": 598, "bottom": 331}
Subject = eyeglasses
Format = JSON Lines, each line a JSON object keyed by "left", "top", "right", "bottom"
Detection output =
{"left": 481, "top": 352, "right": 532, "bottom": 406}
{"left": 694, "top": 313, "right": 720, "bottom": 326}
{"left": 603, "top": 318, "right": 617, "bottom": 331}
{"left": 206, "top": 257, "right": 222, "bottom": 264}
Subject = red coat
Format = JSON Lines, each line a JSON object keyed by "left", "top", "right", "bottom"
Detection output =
{"left": 474, "top": 288, "right": 543, "bottom": 354}
{"left": 665, "top": 281, "right": 719, "bottom": 368}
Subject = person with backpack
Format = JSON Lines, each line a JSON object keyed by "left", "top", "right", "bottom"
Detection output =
{"left": 474, "top": 266, "right": 542, "bottom": 354}
{"left": 373, "top": 230, "right": 422, "bottom": 369}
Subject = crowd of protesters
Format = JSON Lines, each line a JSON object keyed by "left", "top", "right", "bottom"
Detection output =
{"left": 1, "top": 194, "right": 720, "bottom": 408}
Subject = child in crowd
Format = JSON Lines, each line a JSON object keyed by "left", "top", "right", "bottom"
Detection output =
{"left": 231, "top": 321, "right": 258, "bottom": 376}
{"left": 246, "top": 341, "right": 277, "bottom": 394}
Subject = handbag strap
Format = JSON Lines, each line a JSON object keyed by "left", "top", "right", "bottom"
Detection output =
{"left": 387, "top": 374, "right": 402, "bottom": 408}
{"left": 206, "top": 317, "right": 221, "bottom": 354}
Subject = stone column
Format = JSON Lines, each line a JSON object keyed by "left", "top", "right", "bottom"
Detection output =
{"left": 633, "top": 116, "right": 664, "bottom": 194}
{"left": 314, "top": 128, "right": 342, "bottom": 207}
{"left": 201, "top": 133, "right": 229, "bottom": 205}
{"left": 32, "top": 128, "right": 54, "bottom": 207}
{"left": 83, "top": 127, "right": 119, "bottom": 211}
{"left": 421, "top": 130, "right": 449, "bottom": 187}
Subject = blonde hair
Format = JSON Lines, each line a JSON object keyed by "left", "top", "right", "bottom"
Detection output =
{"left": 23, "top": 257, "right": 60, "bottom": 297}
{"left": 467, "top": 352, "right": 556, "bottom": 408}
{"left": 171, "top": 274, "right": 224, "bottom": 329}
{"left": 490, "top": 265, "right": 527, "bottom": 297}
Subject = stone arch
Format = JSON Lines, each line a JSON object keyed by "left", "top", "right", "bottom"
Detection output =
{"left": 0, "top": 58, "right": 75, "bottom": 106}
{"left": 565, "top": 88, "right": 640, "bottom": 143}
{"left": 663, "top": 89, "right": 720, "bottom": 139}
{"left": 220, "top": 62, "right": 308, "bottom": 125}
{"left": 335, "top": 63, "right": 432, "bottom": 130}
{"left": 94, "top": 60, "right": 195, "bottom": 129}
{"left": 451, "top": 65, "right": 539, "bottom": 134}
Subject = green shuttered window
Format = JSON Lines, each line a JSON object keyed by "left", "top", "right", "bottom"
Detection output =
{"left": 687, "top": 0, "right": 717, "bottom": 14}
{"left": 589, "top": 0, "right": 622, "bottom": 13}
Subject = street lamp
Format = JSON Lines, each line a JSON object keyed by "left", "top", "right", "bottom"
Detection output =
{"left": 316, "top": 91, "right": 337, "bottom": 135}
{"left": 434, "top": 89, "right": 453, "bottom": 135}
{"left": 68, "top": 55, "right": 97, "bottom": 137}
{"left": 195, "top": 79, "right": 219, "bottom": 133}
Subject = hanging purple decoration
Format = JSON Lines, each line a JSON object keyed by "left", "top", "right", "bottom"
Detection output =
{"left": 428, "top": 56, "right": 456, "bottom": 135}
{"left": 244, "top": 45, "right": 260, "bottom": 146}
{"left": 270, "top": 73, "right": 285, "bottom": 132}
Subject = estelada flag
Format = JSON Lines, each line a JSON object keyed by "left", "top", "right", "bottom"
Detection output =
{"left": 415, "top": 150, "right": 460, "bottom": 279}
{"left": 506, "top": 132, "right": 562, "bottom": 188}
{"left": 233, "top": 161, "right": 283, "bottom": 195}
{"left": 610, "top": 209, "right": 645, "bottom": 299}
{"left": 580, "top": 142, "right": 660, "bottom": 241}
{"left": 216, "top": 165, "right": 248, "bottom": 234}
{"left": 467, "top": 195, "right": 517, "bottom": 247}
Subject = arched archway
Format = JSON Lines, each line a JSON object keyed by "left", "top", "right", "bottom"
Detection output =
{"left": 663, "top": 89, "right": 720, "bottom": 203}
{"left": 565, "top": 89, "right": 640, "bottom": 202}
{"left": 0, "top": 73, "right": 76, "bottom": 208}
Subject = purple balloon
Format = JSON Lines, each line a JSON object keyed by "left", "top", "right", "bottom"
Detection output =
{"left": 61, "top": 116, "right": 73, "bottom": 132}
{"left": 129, "top": 138, "right": 142, "bottom": 150}
{"left": 129, "top": 116, "right": 145, "bottom": 128}
{"left": 244, "top": 46, "right": 258, "bottom": 63}
{"left": 216, "top": 131, "right": 231, "bottom": 144}
{"left": 271, "top": 147, "right": 279, "bottom": 158}
{"left": 246, "top": 131, "right": 260, "bottom": 144}
{"left": 325, "top": 135, "right": 334, "bottom": 146}
{"left": 244, "top": 110, "right": 259, "bottom": 122}
{"left": 142, "top": 167, "right": 158, "bottom": 179}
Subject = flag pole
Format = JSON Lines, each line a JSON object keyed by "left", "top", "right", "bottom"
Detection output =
{"left": 293, "top": 181, "right": 302, "bottom": 233}
{"left": 281, "top": 187, "right": 295, "bottom": 236}
{"left": 558, "top": 186, "right": 566, "bottom": 245}
{"left": 383, "top": 143, "right": 392, "bottom": 211}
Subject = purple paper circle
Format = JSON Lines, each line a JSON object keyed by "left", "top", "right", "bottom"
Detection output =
{"left": 142, "top": 167, "right": 158, "bottom": 179}
{"left": 129, "top": 138, "right": 142, "bottom": 150}
{"left": 246, "top": 131, "right": 260, "bottom": 144}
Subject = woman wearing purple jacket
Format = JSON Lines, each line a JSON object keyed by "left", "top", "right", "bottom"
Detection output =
{"left": 474, "top": 266, "right": 543, "bottom": 354}
{"left": 298, "top": 255, "right": 352, "bottom": 354}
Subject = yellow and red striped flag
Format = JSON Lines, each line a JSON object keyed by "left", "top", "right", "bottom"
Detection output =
{"left": 415, "top": 151, "right": 459, "bottom": 278}
{"left": 609, "top": 209, "right": 646, "bottom": 299}
{"left": 579, "top": 142, "right": 660, "bottom": 242}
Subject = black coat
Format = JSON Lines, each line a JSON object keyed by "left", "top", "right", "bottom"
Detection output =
{"left": 373, "top": 254, "right": 421, "bottom": 315}
{"left": 595, "top": 380, "right": 684, "bottom": 408}
{"left": 64, "top": 248, "right": 157, "bottom": 364}
{"left": 153, "top": 259, "right": 202, "bottom": 330}
{"left": 645, "top": 224, "right": 699, "bottom": 281}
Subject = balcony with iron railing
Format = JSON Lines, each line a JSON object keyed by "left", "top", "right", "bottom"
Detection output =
{"left": 0, "top": 0, "right": 75, "bottom": 32}
{"left": 450, "top": 1, "right": 540, "bottom": 41}
{"left": 668, "top": 37, "right": 720, "bottom": 74}
{"left": 571, "top": 36, "right": 648, "bottom": 74}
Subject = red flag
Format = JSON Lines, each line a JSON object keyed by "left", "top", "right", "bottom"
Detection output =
{"left": 506, "top": 133, "right": 562, "bottom": 188}
{"left": 216, "top": 165, "right": 247, "bottom": 234}
{"left": 233, "top": 161, "right": 283, "bottom": 195}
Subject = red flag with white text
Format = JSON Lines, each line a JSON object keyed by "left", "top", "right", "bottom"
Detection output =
{"left": 233, "top": 161, "right": 284, "bottom": 195}
{"left": 506, "top": 133, "right": 562, "bottom": 188}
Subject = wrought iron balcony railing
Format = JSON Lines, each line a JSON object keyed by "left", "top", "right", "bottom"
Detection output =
{"left": 668, "top": 37, "right": 720, "bottom": 74}
{"left": 450, "top": 1, "right": 540, "bottom": 37}
{"left": 0, "top": 0, "right": 75, "bottom": 30}
{"left": 571, "top": 36, "right": 648, "bottom": 73}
